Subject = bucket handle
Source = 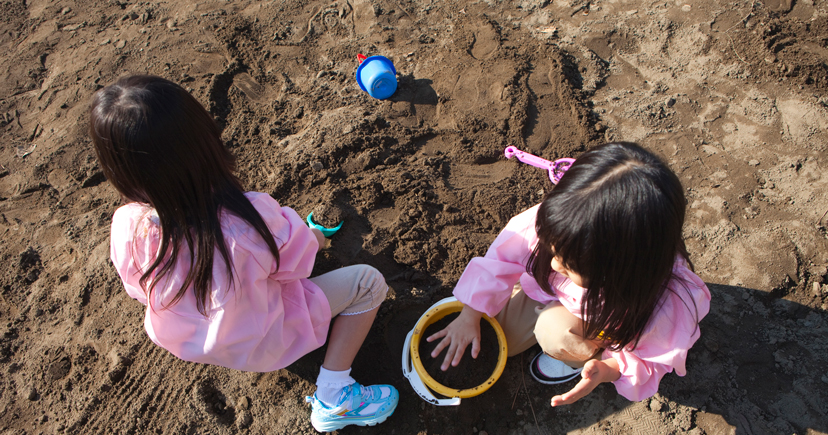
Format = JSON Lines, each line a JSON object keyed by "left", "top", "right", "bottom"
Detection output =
{"left": 402, "top": 328, "right": 462, "bottom": 406}
{"left": 357, "top": 53, "right": 367, "bottom": 64}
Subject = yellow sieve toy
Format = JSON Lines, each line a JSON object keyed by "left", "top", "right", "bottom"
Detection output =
{"left": 402, "top": 297, "right": 508, "bottom": 406}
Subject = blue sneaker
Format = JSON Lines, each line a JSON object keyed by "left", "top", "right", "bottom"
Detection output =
{"left": 306, "top": 382, "right": 399, "bottom": 432}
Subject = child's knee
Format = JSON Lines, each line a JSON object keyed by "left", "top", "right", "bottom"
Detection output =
{"left": 356, "top": 265, "right": 388, "bottom": 301}
{"left": 535, "top": 332, "right": 595, "bottom": 363}
{"left": 533, "top": 304, "right": 598, "bottom": 364}
{"left": 533, "top": 323, "right": 570, "bottom": 360}
{"left": 533, "top": 303, "right": 568, "bottom": 349}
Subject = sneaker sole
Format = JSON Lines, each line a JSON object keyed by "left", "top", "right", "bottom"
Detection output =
{"left": 530, "top": 354, "right": 582, "bottom": 385}
{"left": 530, "top": 367, "right": 581, "bottom": 385}
{"left": 311, "top": 399, "right": 399, "bottom": 433}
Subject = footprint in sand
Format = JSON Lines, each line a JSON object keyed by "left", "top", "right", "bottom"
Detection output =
{"left": 446, "top": 161, "right": 513, "bottom": 190}
{"left": 232, "top": 73, "right": 267, "bottom": 103}
{"left": 523, "top": 61, "right": 560, "bottom": 152}
{"left": 448, "top": 62, "right": 513, "bottom": 119}
{"left": 470, "top": 22, "right": 500, "bottom": 60}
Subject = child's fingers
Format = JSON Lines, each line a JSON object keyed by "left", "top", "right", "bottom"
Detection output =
{"left": 551, "top": 394, "right": 576, "bottom": 406}
{"left": 451, "top": 344, "right": 467, "bottom": 367}
{"left": 442, "top": 343, "right": 461, "bottom": 370}
{"left": 550, "top": 390, "right": 576, "bottom": 406}
{"left": 430, "top": 336, "right": 450, "bottom": 358}
{"left": 470, "top": 337, "right": 480, "bottom": 359}
{"left": 426, "top": 329, "right": 447, "bottom": 342}
{"left": 551, "top": 390, "right": 578, "bottom": 406}
{"left": 550, "top": 394, "right": 566, "bottom": 406}
{"left": 550, "top": 376, "right": 598, "bottom": 407}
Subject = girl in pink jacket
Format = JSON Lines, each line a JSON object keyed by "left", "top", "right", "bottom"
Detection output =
{"left": 427, "top": 142, "right": 711, "bottom": 405}
{"left": 89, "top": 75, "right": 397, "bottom": 432}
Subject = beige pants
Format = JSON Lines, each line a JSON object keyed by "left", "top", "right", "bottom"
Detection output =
{"left": 494, "top": 285, "right": 604, "bottom": 368}
{"left": 310, "top": 265, "right": 388, "bottom": 317}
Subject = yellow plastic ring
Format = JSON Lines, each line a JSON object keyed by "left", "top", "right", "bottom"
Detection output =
{"left": 410, "top": 300, "right": 508, "bottom": 399}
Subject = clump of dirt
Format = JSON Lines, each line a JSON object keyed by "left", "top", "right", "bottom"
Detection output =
{"left": 419, "top": 313, "right": 500, "bottom": 392}
{"left": 311, "top": 203, "right": 344, "bottom": 229}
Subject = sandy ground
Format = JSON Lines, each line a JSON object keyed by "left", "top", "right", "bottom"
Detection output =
{"left": 2, "top": 0, "right": 828, "bottom": 433}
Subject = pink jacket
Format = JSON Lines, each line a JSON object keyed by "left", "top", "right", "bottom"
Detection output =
{"left": 453, "top": 205, "right": 711, "bottom": 401}
{"left": 110, "top": 192, "right": 331, "bottom": 372}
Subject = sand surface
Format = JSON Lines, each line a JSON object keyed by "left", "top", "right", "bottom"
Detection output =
{"left": 2, "top": 0, "right": 828, "bottom": 433}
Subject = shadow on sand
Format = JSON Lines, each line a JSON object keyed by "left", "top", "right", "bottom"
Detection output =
{"left": 289, "top": 282, "right": 827, "bottom": 434}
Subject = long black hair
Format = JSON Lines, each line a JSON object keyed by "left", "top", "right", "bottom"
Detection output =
{"left": 89, "top": 75, "right": 280, "bottom": 316}
{"left": 527, "top": 142, "right": 693, "bottom": 350}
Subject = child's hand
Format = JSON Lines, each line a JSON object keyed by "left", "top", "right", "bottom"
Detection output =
{"left": 310, "top": 227, "right": 326, "bottom": 252}
{"left": 550, "top": 358, "right": 621, "bottom": 406}
{"left": 425, "top": 305, "right": 483, "bottom": 371}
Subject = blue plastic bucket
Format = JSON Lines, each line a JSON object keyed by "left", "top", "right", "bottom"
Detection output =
{"left": 356, "top": 55, "right": 397, "bottom": 100}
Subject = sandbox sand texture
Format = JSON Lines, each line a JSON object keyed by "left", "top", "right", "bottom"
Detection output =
{"left": 1, "top": 0, "right": 827, "bottom": 434}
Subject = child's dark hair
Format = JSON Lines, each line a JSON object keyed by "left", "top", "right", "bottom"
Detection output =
{"left": 527, "top": 142, "right": 693, "bottom": 351}
{"left": 89, "top": 75, "right": 280, "bottom": 316}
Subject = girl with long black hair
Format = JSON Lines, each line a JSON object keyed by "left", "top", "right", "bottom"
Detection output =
{"left": 90, "top": 75, "right": 397, "bottom": 432}
{"left": 428, "top": 142, "right": 711, "bottom": 405}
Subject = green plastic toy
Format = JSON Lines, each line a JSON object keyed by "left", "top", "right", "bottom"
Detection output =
{"left": 306, "top": 212, "right": 343, "bottom": 237}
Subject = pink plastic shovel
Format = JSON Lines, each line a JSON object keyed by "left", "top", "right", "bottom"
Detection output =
{"left": 504, "top": 146, "right": 575, "bottom": 184}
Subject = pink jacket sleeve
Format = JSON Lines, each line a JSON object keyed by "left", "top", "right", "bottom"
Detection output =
{"left": 605, "top": 262, "right": 711, "bottom": 401}
{"left": 110, "top": 203, "right": 156, "bottom": 305}
{"left": 110, "top": 192, "right": 331, "bottom": 372}
{"left": 452, "top": 205, "right": 541, "bottom": 317}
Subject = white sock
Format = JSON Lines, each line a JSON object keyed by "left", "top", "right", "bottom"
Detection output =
{"left": 315, "top": 367, "right": 356, "bottom": 407}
